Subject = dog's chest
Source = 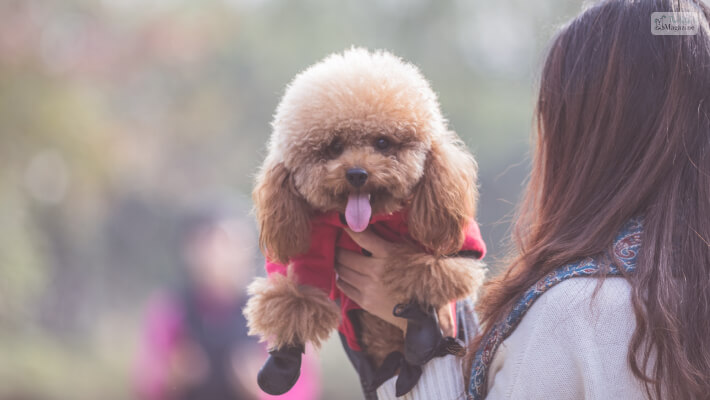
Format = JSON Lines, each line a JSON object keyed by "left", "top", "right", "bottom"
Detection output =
{"left": 333, "top": 210, "right": 417, "bottom": 253}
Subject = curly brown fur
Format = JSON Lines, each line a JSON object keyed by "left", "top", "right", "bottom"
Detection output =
{"left": 244, "top": 269, "right": 340, "bottom": 349}
{"left": 251, "top": 48, "right": 484, "bottom": 364}
{"left": 408, "top": 132, "right": 479, "bottom": 256}
{"left": 253, "top": 161, "right": 312, "bottom": 264}
{"left": 357, "top": 311, "right": 405, "bottom": 368}
{"left": 257, "top": 49, "right": 479, "bottom": 259}
{"left": 260, "top": 48, "right": 456, "bottom": 223}
{"left": 382, "top": 248, "right": 487, "bottom": 307}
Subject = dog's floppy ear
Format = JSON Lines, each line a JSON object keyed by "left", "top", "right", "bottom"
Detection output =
{"left": 409, "top": 132, "right": 478, "bottom": 256}
{"left": 253, "top": 161, "right": 311, "bottom": 264}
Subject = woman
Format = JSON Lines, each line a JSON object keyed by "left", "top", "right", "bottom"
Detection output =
{"left": 335, "top": 0, "right": 710, "bottom": 398}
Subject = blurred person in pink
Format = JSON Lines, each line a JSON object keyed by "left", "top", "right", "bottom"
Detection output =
{"left": 133, "top": 208, "right": 321, "bottom": 400}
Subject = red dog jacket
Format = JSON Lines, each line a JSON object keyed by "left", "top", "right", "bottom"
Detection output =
{"left": 265, "top": 209, "right": 486, "bottom": 351}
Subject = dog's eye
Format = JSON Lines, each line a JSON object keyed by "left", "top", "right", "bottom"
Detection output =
{"left": 374, "top": 138, "right": 390, "bottom": 151}
{"left": 327, "top": 138, "right": 344, "bottom": 158}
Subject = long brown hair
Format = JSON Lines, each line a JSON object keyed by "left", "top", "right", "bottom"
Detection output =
{"left": 472, "top": 0, "right": 710, "bottom": 398}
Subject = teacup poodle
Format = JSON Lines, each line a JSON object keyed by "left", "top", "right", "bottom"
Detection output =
{"left": 244, "top": 48, "right": 486, "bottom": 397}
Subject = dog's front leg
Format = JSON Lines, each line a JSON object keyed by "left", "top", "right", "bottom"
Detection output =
{"left": 382, "top": 250, "right": 486, "bottom": 308}
{"left": 381, "top": 250, "right": 486, "bottom": 365}
{"left": 243, "top": 270, "right": 340, "bottom": 395}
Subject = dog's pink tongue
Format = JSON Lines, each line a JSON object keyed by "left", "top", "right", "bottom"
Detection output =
{"left": 345, "top": 192, "right": 371, "bottom": 232}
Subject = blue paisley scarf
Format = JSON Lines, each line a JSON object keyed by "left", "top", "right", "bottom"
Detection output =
{"left": 468, "top": 217, "right": 643, "bottom": 399}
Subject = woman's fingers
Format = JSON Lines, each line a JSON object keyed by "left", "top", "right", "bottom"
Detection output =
{"left": 336, "top": 275, "right": 363, "bottom": 304}
{"left": 343, "top": 228, "right": 392, "bottom": 257}
{"left": 335, "top": 262, "right": 370, "bottom": 288}
{"left": 335, "top": 249, "right": 380, "bottom": 276}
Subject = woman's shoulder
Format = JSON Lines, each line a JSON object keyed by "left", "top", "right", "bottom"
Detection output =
{"left": 487, "top": 277, "right": 644, "bottom": 399}
{"left": 538, "top": 276, "right": 633, "bottom": 317}
{"left": 512, "top": 276, "right": 636, "bottom": 347}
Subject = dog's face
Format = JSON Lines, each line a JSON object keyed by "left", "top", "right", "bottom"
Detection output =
{"left": 255, "top": 48, "right": 477, "bottom": 261}
{"left": 288, "top": 124, "right": 429, "bottom": 232}
{"left": 268, "top": 48, "right": 445, "bottom": 232}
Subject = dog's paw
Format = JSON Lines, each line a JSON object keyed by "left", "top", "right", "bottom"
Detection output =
{"left": 382, "top": 249, "right": 486, "bottom": 306}
{"left": 243, "top": 273, "right": 341, "bottom": 349}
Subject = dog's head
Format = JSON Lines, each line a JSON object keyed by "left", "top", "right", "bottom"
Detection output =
{"left": 254, "top": 48, "right": 478, "bottom": 263}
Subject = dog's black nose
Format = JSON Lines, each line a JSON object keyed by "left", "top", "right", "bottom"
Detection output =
{"left": 346, "top": 168, "right": 368, "bottom": 188}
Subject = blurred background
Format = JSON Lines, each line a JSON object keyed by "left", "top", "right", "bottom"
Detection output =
{"left": 0, "top": 0, "right": 587, "bottom": 398}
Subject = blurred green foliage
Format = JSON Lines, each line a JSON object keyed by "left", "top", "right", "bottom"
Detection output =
{"left": 0, "top": 0, "right": 583, "bottom": 398}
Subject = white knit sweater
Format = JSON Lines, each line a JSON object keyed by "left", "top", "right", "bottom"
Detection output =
{"left": 376, "top": 277, "right": 650, "bottom": 400}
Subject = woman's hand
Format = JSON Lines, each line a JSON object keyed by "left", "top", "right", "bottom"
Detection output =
{"left": 335, "top": 228, "right": 408, "bottom": 332}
